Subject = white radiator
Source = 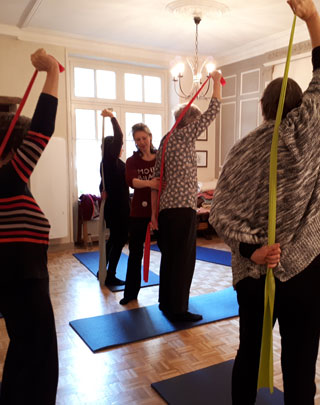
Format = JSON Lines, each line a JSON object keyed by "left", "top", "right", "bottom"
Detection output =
{"left": 30, "top": 137, "right": 68, "bottom": 239}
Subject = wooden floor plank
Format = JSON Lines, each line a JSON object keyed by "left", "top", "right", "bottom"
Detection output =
{"left": 0, "top": 235, "right": 319, "bottom": 404}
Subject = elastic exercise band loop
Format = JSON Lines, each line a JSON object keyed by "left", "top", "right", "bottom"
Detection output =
{"left": 98, "top": 116, "right": 108, "bottom": 287}
{"left": 0, "top": 71, "right": 38, "bottom": 158}
{"left": 0, "top": 61, "right": 64, "bottom": 159}
{"left": 257, "top": 14, "right": 296, "bottom": 393}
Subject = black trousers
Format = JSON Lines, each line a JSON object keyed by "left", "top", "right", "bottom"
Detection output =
{"left": 123, "top": 217, "right": 150, "bottom": 300}
{"left": 232, "top": 257, "right": 320, "bottom": 405}
{"left": 105, "top": 213, "right": 128, "bottom": 278}
{"left": 0, "top": 278, "right": 58, "bottom": 405}
{"left": 158, "top": 208, "right": 197, "bottom": 314}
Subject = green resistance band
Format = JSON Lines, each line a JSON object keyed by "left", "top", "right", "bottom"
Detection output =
{"left": 257, "top": 14, "right": 296, "bottom": 392}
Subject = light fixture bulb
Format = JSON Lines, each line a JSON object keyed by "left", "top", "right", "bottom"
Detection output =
{"left": 206, "top": 61, "right": 216, "bottom": 74}
{"left": 193, "top": 73, "right": 202, "bottom": 83}
{"left": 170, "top": 57, "right": 185, "bottom": 79}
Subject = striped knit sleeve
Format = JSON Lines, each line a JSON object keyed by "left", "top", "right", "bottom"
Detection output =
{"left": 282, "top": 69, "right": 320, "bottom": 160}
{"left": 11, "top": 93, "right": 58, "bottom": 183}
{"left": 312, "top": 46, "right": 320, "bottom": 71}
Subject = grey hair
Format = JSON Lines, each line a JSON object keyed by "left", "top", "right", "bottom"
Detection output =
{"left": 173, "top": 103, "right": 201, "bottom": 129}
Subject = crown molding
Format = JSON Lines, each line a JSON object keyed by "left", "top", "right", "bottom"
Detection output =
{"left": 0, "top": 21, "right": 310, "bottom": 70}
{"left": 0, "top": 24, "right": 175, "bottom": 68}
{"left": 0, "top": 24, "right": 21, "bottom": 39}
{"left": 18, "top": 0, "right": 44, "bottom": 29}
{"left": 215, "top": 23, "right": 309, "bottom": 67}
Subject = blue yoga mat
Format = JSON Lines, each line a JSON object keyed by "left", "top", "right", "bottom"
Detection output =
{"left": 69, "top": 287, "right": 238, "bottom": 352}
{"left": 150, "top": 244, "right": 231, "bottom": 266}
{"left": 152, "top": 359, "right": 283, "bottom": 405}
{"left": 73, "top": 251, "right": 159, "bottom": 292}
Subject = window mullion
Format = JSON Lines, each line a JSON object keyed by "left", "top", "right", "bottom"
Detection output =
{"left": 95, "top": 110, "right": 99, "bottom": 141}
{"left": 94, "top": 69, "right": 97, "bottom": 98}
{"left": 142, "top": 75, "right": 145, "bottom": 103}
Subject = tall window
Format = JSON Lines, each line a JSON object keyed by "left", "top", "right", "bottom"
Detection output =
{"left": 71, "top": 59, "right": 166, "bottom": 197}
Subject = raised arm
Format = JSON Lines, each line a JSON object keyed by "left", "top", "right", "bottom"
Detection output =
{"left": 4, "top": 49, "right": 60, "bottom": 183}
{"left": 210, "top": 70, "right": 222, "bottom": 101}
{"left": 101, "top": 109, "right": 123, "bottom": 158}
{"left": 288, "top": 0, "right": 320, "bottom": 48}
{"left": 31, "top": 48, "right": 59, "bottom": 97}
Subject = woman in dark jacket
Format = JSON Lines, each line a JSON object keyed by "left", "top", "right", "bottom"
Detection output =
{"left": 100, "top": 109, "right": 130, "bottom": 286}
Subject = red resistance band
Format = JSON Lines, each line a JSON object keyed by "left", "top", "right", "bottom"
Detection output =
{"left": 0, "top": 61, "right": 65, "bottom": 159}
{"left": 143, "top": 75, "right": 225, "bottom": 282}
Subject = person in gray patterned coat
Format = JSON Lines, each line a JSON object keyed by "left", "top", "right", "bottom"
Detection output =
{"left": 151, "top": 70, "right": 222, "bottom": 322}
{"left": 209, "top": 0, "right": 320, "bottom": 403}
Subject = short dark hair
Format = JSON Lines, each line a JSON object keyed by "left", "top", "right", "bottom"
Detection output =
{"left": 174, "top": 104, "right": 201, "bottom": 129}
{"left": 261, "top": 77, "right": 302, "bottom": 121}
{"left": 0, "top": 113, "right": 31, "bottom": 160}
{"left": 102, "top": 135, "right": 117, "bottom": 157}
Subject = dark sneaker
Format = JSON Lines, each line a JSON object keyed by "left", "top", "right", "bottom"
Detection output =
{"left": 119, "top": 297, "right": 137, "bottom": 305}
{"left": 164, "top": 311, "right": 203, "bottom": 322}
{"left": 105, "top": 276, "right": 125, "bottom": 286}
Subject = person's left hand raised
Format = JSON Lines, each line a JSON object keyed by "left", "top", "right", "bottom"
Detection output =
{"left": 210, "top": 70, "right": 222, "bottom": 82}
{"left": 101, "top": 109, "right": 114, "bottom": 118}
{"left": 31, "top": 48, "right": 59, "bottom": 72}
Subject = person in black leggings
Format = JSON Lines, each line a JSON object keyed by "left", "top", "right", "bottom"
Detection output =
{"left": 100, "top": 109, "right": 130, "bottom": 286}
{"left": 0, "top": 48, "right": 60, "bottom": 405}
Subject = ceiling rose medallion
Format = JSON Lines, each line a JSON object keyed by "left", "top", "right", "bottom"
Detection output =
{"left": 165, "top": 0, "right": 229, "bottom": 19}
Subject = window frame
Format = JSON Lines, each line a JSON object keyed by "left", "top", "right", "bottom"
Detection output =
{"left": 69, "top": 57, "right": 167, "bottom": 198}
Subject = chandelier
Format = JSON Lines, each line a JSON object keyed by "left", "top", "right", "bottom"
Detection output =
{"left": 170, "top": 16, "right": 216, "bottom": 99}
{"left": 167, "top": 0, "right": 229, "bottom": 99}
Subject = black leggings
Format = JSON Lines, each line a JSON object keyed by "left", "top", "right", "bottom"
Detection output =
{"left": 123, "top": 217, "right": 150, "bottom": 299}
{"left": 105, "top": 214, "right": 129, "bottom": 278}
{"left": 0, "top": 278, "right": 58, "bottom": 405}
{"left": 232, "top": 258, "right": 320, "bottom": 405}
{"left": 158, "top": 208, "right": 197, "bottom": 314}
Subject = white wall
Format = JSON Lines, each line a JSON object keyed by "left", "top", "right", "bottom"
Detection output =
{"left": 273, "top": 55, "right": 312, "bottom": 91}
{"left": 0, "top": 34, "right": 218, "bottom": 244}
{"left": 0, "top": 36, "right": 71, "bottom": 244}
{"left": 30, "top": 137, "right": 68, "bottom": 239}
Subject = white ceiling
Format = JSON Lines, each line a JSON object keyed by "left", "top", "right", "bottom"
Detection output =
{"left": 0, "top": 0, "right": 319, "bottom": 66}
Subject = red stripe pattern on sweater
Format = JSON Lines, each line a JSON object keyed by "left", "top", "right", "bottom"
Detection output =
{"left": 0, "top": 93, "right": 57, "bottom": 245}
{"left": 12, "top": 130, "right": 50, "bottom": 183}
{"left": 0, "top": 195, "right": 50, "bottom": 245}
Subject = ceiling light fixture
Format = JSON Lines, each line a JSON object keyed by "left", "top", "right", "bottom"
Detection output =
{"left": 170, "top": 16, "right": 214, "bottom": 99}
{"left": 166, "top": 0, "right": 229, "bottom": 99}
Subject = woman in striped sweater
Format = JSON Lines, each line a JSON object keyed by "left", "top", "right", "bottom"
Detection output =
{"left": 0, "top": 49, "right": 60, "bottom": 405}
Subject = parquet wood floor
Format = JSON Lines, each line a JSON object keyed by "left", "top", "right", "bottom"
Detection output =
{"left": 0, "top": 235, "right": 319, "bottom": 404}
